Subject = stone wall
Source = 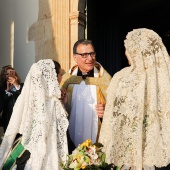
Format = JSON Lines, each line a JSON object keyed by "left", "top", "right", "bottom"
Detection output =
{"left": 28, "top": 0, "right": 86, "bottom": 72}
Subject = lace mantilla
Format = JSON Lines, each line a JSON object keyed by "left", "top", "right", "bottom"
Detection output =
{"left": 99, "top": 28, "right": 170, "bottom": 169}
{"left": 0, "top": 59, "right": 69, "bottom": 170}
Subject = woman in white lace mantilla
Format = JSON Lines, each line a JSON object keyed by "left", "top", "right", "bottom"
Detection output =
{"left": 99, "top": 28, "right": 170, "bottom": 170}
{"left": 0, "top": 59, "right": 69, "bottom": 170}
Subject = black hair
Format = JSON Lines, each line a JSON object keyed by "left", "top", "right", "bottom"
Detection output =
{"left": 52, "top": 60, "right": 61, "bottom": 75}
{"left": 0, "top": 65, "right": 21, "bottom": 86}
{"left": 73, "top": 39, "right": 95, "bottom": 54}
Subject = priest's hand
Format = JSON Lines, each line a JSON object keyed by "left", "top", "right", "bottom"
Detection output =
{"left": 95, "top": 100, "right": 105, "bottom": 118}
{"left": 60, "top": 89, "right": 67, "bottom": 105}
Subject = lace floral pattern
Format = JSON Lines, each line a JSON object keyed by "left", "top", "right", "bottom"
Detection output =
{"left": 0, "top": 59, "right": 68, "bottom": 170}
{"left": 99, "top": 28, "right": 170, "bottom": 169}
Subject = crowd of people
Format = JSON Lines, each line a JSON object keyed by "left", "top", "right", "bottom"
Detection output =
{"left": 0, "top": 28, "right": 170, "bottom": 170}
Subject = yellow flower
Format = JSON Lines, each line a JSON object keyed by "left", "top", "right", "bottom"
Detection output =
{"left": 81, "top": 165, "right": 86, "bottom": 169}
{"left": 60, "top": 139, "right": 110, "bottom": 170}
{"left": 80, "top": 139, "right": 92, "bottom": 147}
{"left": 78, "top": 155, "right": 82, "bottom": 159}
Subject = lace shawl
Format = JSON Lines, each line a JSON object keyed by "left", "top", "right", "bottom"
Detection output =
{"left": 99, "top": 28, "right": 170, "bottom": 169}
{"left": 0, "top": 59, "right": 69, "bottom": 170}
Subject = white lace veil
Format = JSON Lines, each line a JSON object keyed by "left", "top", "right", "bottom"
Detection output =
{"left": 99, "top": 28, "right": 170, "bottom": 169}
{"left": 0, "top": 59, "right": 69, "bottom": 170}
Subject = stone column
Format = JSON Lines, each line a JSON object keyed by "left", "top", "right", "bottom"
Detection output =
{"left": 69, "top": 11, "right": 86, "bottom": 67}
{"left": 28, "top": 0, "right": 86, "bottom": 72}
{"left": 69, "top": 0, "right": 86, "bottom": 67}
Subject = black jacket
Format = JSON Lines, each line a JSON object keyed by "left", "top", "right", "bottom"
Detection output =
{"left": 1, "top": 83, "right": 24, "bottom": 132}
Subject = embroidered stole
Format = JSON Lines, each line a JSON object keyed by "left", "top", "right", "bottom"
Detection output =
{"left": 1, "top": 136, "right": 25, "bottom": 170}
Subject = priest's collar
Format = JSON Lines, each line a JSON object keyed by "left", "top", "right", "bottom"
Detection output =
{"left": 69, "top": 62, "right": 104, "bottom": 78}
{"left": 77, "top": 68, "right": 94, "bottom": 79}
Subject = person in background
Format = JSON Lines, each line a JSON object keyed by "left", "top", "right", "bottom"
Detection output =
{"left": 0, "top": 65, "right": 24, "bottom": 132}
{"left": 53, "top": 60, "right": 67, "bottom": 105}
{"left": 0, "top": 59, "right": 69, "bottom": 170}
{"left": 0, "top": 86, "right": 4, "bottom": 128}
{"left": 99, "top": 28, "right": 170, "bottom": 170}
{"left": 0, "top": 86, "right": 4, "bottom": 113}
{"left": 60, "top": 39, "right": 112, "bottom": 149}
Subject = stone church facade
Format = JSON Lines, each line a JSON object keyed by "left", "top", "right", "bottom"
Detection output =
{"left": 28, "top": 0, "right": 86, "bottom": 72}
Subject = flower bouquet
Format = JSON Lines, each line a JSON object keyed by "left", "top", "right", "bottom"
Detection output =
{"left": 60, "top": 139, "right": 116, "bottom": 170}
